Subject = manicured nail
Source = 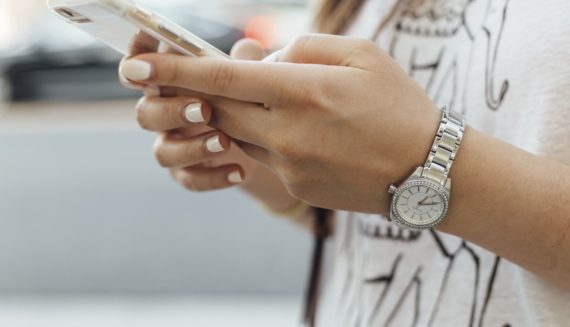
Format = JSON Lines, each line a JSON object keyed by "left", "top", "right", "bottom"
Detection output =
{"left": 228, "top": 171, "right": 243, "bottom": 184}
{"left": 120, "top": 59, "right": 152, "bottom": 81}
{"left": 206, "top": 135, "right": 225, "bottom": 153}
{"left": 184, "top": 102, "right": 205, "bottom": 123}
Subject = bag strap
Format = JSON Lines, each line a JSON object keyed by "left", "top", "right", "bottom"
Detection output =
{"left": 303, "top": 207, "right": 330, "bottom": 327}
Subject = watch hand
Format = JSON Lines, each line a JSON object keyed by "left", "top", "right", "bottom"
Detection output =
{"left": 420, "top": 202, "right": 441, "bottom": 206}
{"left": 418, "top": 196, "right": 429, "bottom": 205}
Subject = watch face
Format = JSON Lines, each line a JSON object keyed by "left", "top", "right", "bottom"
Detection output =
{"left": 392, "top": 180, "right": 448, "bottom": 228}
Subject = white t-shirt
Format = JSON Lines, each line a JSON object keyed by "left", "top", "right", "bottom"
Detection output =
{"left": 316, "top": 1, "right": 570, "bottom": 326}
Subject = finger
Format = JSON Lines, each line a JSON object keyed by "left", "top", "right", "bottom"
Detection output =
{"left": 170, "top": 164, "right": 244, "bottom": 192}
{"left": 234, "top": 140, "right": 272, "bottom": 166}
{"left": 207, "top": 97, "right": 271, "bottom": 147}
{"left": 160, "top": 39, "right": 265, "bottom": 100}
{"left": 153, "top": 131, "right": 231, "bottom": 168}
{"left": 262, "top": 50, "right": 282, "bottom": 63}
{"left": 143, "top": 85, "right": 162, "bottom": 97}
{"left": 119, "top": 31, "right": 161, "bottom": 90}
{"left": 136, "top": 89, "right": 270, "bottom": 147}
{"left": 119, "top": 53, "right": 308, "bottom": 105}
{"left": 119, "top": 57, "right": 148, "bottom": 91}
{"left": 119, "top": 70, "right": 142, "bottom": 90}
{"left": 136, "top": 97, "right": 212, "bottom": 132}
{"left": 279, "top": 34, "right": 377, "bottom": 68}
{"left": 231, "top": 38, "right": 265, "bottom": 60}
{"left": 144, "top": 41, "right": 212, "bottom": 100}
{"left": 170, "top": 124, "right": 215, "bottom": 139}
{"left": 129, "top": 30, "right": 160, "bottom": 55}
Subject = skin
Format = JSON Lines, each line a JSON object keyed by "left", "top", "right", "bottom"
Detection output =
{"left": 121, "top": 33, "right": 315, "bottom": 230}
{"left": 120, "top": 34, "right": 570, "bottom": 290}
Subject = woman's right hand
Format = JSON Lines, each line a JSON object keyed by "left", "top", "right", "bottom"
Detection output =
{"left": 120, "top": 34, "right": 306, "bottom": 215}
{"left": 135, "top": 95, "right": 263, "bottom": 191}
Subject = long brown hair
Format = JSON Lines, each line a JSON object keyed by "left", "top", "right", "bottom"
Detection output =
{"left": 314, "top": 0, "right": 367, "bottom": 34}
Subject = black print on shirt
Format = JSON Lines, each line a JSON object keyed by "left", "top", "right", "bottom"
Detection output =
{"left": 380, "top": 0, "right": 511, "bottom": 113}
{"left": 345, "top": 224, "right": 505, "bottom": 326}
{"left": 337, "top": 1, "right": 513, "bottom": 326}
{"left": 359, "top": 220, "right": 422, "bottom": 242}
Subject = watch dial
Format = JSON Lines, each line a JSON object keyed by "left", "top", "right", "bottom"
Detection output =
{"left": 395, "top": 183, "right": 446, "bottom": 226}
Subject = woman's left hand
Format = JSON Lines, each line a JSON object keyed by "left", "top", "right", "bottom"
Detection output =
{"left": 120, "top": 34, "right": 443, "bottom": 214}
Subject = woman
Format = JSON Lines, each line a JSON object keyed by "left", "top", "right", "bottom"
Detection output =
{"left": 119, "top": 0, "right": 570, "bottom": 326}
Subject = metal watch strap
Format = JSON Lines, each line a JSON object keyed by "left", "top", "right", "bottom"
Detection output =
{"left": 422, "top": 107, "right": 466, "bottom": 185}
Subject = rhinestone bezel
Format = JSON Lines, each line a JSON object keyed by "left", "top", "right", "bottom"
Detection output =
{"left": 390, "top": 179, "right": 449, "bottom": 230}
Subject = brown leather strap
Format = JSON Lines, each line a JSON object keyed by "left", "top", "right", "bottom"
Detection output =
{"left": 303, "top": 207, "right": 330, "bottom": 327}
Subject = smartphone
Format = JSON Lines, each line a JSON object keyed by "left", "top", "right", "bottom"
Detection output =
{"left": 47, "top": 0, "right": 230, "bottom": 59}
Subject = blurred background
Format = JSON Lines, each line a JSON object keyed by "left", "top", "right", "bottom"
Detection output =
{"left": 0, "top": 0, "right": 312, "bottom": 326}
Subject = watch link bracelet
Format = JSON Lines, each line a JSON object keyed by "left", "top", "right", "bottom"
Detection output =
{"left": 387, "top": 107, "right": 466, "bottom": 231}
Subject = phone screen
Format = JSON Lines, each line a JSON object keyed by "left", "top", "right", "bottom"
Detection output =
{"left": 54, "top": 3, "right": 140, "bottom": 55}
{"left": 50, "top": 1, "right": 228, "bottom": 58}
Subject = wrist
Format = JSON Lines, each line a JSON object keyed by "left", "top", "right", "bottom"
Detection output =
{"left": 386, "top": 106, "right": 465, "bottom": 230}
{"left": 379, "top": 104, "right": 442, "bottom": 213}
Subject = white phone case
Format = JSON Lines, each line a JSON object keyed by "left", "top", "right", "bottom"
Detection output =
{"left": 47, "top": 0, "right": 229, "bottom": 58}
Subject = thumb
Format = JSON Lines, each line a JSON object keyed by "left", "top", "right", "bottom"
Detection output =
{"left": 230, "top": 38, "right": 266, "bottom": 61}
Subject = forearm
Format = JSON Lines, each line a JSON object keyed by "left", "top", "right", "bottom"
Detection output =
{"left": 436, "top": 127, "right": 570, "bottom": 289}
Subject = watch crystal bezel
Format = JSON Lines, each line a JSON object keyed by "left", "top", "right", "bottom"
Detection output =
{"left": 390, "top": 179, "right": 449, "bottom": 230}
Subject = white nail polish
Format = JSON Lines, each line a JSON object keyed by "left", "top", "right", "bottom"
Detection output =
{"left": 228, "top": 171, "right": 243, "bottom": 184}
{"left": 120, "top": 60, "right": 152, "bottom": 81}
{"left": 206, "top": 135, "right": 225, "bottom": 153}
{"left": 184, "top": 103, "right": 205, "bottom": 123}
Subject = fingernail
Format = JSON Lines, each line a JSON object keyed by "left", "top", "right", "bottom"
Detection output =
{"left": 206, "top": 135, "right": 225, "bottom": 153}
{"left": 228, "top": 171, "right": 243, "bottom": 184}
{"left": 184, "top": 102, "right": 205, "bottom": 123}
{"left": 120, "top": 59, "right": 152, "bottom": 81}
{"left": 263, "top": 50, "right": 281, "bottom": 63}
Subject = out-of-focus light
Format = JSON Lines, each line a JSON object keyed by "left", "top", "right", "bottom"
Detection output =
{"left": 0, "top": 2, "right": 14, "bottom": 48}
{"left": 0, "top": 1, "right": 44, "bottom": 49}
{"left": 244, "top": 16, "right": 276, "bottom": 49}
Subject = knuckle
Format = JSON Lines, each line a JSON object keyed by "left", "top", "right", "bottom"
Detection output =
{"left": 165, "top": 100, "right": 182, "bottom": 127}
{"left": 278, "top": 83, "right": 317, "bottom": 107}
{"left": 207, "top": 173, "right": 220, "bottom": 190}
{"left": 185, "top": 140, "right": 202, "bottom": 162}
{"left": 290, "top": 34, "right": 314, "bottom": 53}
{"left": 135, "top": 98, "right": 151, "bottom": 130}
{"left": 285, "top": 34, "right": 316, "bottom": 61}
{"left": 163, "top": 58, "right": 182, "bottom": 85}
{"left": 153, "top": 138, "right": 169, "bottom": 167}
{"left": 354, "top": 38, "right": 376, "bottom": 52}
{"left": 208, "top": 63, "right": 236, "bottom": 93}
{"left": 181, "top": 174, "right": 198, "bottom": 191}
{"left": 302, "top": 82, "right": 326, "bottom": 107}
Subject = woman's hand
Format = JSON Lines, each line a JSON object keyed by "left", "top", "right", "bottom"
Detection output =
{"left": 119, "top": 34, "right": 570, "bottom": 289}
{"left": 120, "top": 34, "right": 441, "bottom": 214}
{"left": 120, "top": 37, "right": 303, "bottom": 213}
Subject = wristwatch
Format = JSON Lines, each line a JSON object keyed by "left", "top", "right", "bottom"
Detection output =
{"left": 387, "top": 107, "right": 465, "bottom": 230}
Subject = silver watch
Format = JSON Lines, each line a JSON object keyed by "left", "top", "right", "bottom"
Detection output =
{"left": 387, "top": 107, "right": 465, "bottom": 230}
